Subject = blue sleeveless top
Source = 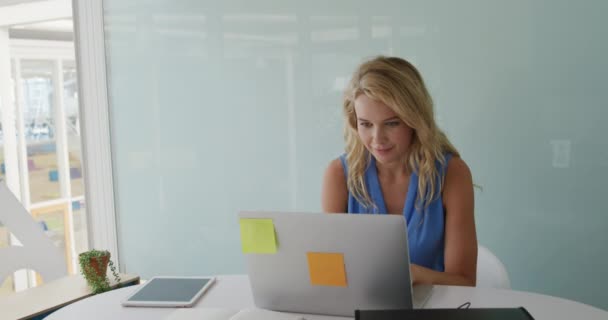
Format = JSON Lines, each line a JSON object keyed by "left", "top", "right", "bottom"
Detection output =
{"left": 339, "top": 154, "right": 452, "bottom": 272}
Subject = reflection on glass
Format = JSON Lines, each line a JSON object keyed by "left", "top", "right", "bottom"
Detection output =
{"left": 63, "top": 61, "right": 85, "bottom": 197}
{"left": 35, "top": 211, "right": 66, "bottom": 255}
{"left": 0, "top": 144, "right": 4, "bottom": 181}
{"left": 3, "top": 17, "right": 88, "bottom": 294}
{"left": 72, "top": 199, "right": 89, "bottom": 255}
{"left": 0, "top": 225, "right": 13, "bottom": 297}
{"left": 0, "top": 222, "right": 8, "bottom": 249}
{"left": 1, "top": 105, "right": 4, "bottom": 181}
{"left": 30, "top": 204, "right": 72, "bottom": 275}
{"left": 20, "top": 60, "right": 60, "bottom": 203}
{"left": 0, "top": 276, "right": 14, "bottom": 298}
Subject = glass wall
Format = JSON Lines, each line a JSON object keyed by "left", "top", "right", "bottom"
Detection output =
{"left": 0, "top": 108, "right": 4, "bottom": 182}
{"left": 63, "top": 60, "right": 85, "bottom": 198}
{"left": 0, "top": 222, "right": 10, "bottom": 298}
{"left": 0, "top": 35, "right": 88, "bottom": 294}
{"left": 104, "top": 0, "right": 608, "bottom": 310}
{"left": 20, "top": 59, "right": 62, "bottom": 203}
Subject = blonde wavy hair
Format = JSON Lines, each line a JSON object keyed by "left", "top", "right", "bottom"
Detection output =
{"left": 343, "top": 56, "right": 459, "bottom": 210}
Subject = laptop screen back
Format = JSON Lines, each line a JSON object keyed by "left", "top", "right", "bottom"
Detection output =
{"left": 239, "top": 211, "right": 413, "bottom": 317}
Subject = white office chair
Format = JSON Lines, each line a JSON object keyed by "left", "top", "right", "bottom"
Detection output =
{"left": 0, "top": 182, "right": 66, "bottom": 284}
{"left": 476, "top": 245, "right": 511, "bottom": 289}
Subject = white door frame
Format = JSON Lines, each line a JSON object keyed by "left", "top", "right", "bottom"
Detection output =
{"left": 72, "top": 0, "right": 119, "bottom": 268}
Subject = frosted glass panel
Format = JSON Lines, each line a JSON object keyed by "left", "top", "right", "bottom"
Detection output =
{"left": 103, "top": 0, "right": 608, "bottom": 310}
{"left": 20, "top": 60, "right": 62, "bottom": 203}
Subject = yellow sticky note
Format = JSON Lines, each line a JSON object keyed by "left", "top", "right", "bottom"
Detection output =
{"left": 239, "top": 218, "right": 277, "bottom": 254}
{"left": 307, "top": 252, "right": 348, "bottom": 287}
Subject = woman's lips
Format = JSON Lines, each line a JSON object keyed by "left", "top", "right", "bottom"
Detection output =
{"left": 374, "top": 146, "right": 393, "bottom": 154}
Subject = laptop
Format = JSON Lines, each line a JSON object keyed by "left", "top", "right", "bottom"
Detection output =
{"left": 238, "top": 211, "right": 433, "bottom": 317}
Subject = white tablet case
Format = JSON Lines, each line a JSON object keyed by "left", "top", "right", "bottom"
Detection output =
{"left": 122, "top": 276, "right": 215, "bottom": 308}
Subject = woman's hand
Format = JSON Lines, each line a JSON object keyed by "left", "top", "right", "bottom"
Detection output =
{"left": 410, "top": 262, "right": 476, "bottom": 286}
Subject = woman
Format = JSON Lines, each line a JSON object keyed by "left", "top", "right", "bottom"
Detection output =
{"left": 321, "top": 56, "right": 477, "bottom": 286}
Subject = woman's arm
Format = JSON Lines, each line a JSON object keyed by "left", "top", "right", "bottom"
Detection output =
{"left": 321, "top": 158, "right": 348, "bottom": 213}
{"left": 412, "top": 157, "right": 477, "bottom": 286}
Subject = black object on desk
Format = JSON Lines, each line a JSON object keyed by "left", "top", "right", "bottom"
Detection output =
{"left": 355, "top": 307, "right": 535, "bottom": 320}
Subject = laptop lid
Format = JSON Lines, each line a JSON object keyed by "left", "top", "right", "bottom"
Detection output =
{"left": 238, "top": 211, "right": 414, "bottom": 317}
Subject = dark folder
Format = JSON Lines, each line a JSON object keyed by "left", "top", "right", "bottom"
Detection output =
{"left": 355, "top": 307, "right": 535, "bottom": 320}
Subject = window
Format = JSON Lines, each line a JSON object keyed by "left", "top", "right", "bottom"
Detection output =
{"left": 0, "top": 20, "right": 89, "bottom": 296}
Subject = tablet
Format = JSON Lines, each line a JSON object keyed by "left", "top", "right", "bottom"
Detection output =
{"left": 121, "top": 276, "right": 215, "bottom": 307}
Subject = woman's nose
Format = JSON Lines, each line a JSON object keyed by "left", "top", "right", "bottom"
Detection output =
{"left": 372, "top": 127, "right": 387, "bottom": 142}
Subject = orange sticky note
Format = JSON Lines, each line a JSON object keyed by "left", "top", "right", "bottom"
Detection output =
{"left": 307, "top": 252, "right": 347, "bottom": 287}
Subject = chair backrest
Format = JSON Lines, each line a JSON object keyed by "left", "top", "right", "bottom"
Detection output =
{"left": 476, "top": 245, "right": 511, "bottom": 289}
{"left": 0, "top": 182, "right": 66, "bottom": 284}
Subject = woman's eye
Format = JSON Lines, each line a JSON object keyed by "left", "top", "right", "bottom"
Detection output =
{"left": 359, "top": 122, "right": 372, "bottom": 128}
{"left": 386, "top": 121, "right": 400, "bottom": 127}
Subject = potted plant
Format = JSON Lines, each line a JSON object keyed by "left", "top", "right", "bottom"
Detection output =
{"left": 78, "top": 249, "right": 121, "bottom": 294}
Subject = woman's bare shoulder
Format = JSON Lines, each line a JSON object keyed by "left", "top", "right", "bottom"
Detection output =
{"left": 321, "top": 157, "right": 347, "bottom": 213}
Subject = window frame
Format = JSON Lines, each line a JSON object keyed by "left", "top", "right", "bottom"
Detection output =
{"left": 72, "top": 0, "right": 119, "bottom": 268}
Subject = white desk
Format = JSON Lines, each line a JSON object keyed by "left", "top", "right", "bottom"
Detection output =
{"left": 0, "top": 273, "right": 139, "bottom": 320}
{"left": 45, "top": 275, "right": 607, "bottom": 320}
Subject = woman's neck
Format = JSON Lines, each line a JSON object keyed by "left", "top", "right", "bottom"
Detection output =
{"left": 376, "top": 160, "right": 410, "bottom": 181}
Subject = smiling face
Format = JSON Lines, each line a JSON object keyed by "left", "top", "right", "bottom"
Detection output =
{"left": 354, "top": 94, "right": 414, "bottom": 166}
